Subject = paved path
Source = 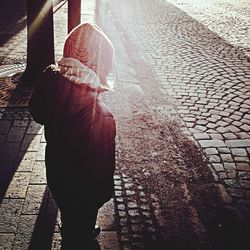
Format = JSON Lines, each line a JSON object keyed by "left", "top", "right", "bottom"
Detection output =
{"left": 107, "top": 0, "right": 250, "bottom": 219}
{"left": 166, "top": 0, "right": 250, "bottom": 57}
{"left": 0, "top": 0, "right": 250, "bottom": 249}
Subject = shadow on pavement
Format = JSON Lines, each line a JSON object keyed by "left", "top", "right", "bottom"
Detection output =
{"left": 0, "top": 105, "right": 58, "bottom": 248}
{"left": 28, "top": 187, "right": 58, "bottom": 250}
{"left": 0, "top": 0, "right": 27, "bottom": 47}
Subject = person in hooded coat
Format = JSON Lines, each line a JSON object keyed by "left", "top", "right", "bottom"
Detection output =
{"left": 29, "top": 23, "right": 116, "bottom": 249}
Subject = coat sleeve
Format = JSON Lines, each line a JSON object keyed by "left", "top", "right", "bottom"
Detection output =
{"left": 28, "top": 70, "right": 51, "bottom": 125}
{"left": 87, "top": 115, "right": 117, "bottom": 203}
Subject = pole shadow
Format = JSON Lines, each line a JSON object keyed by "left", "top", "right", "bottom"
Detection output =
{"left": 0, "top": 107, "right": 58, "bottom": 248}
{"left": 0, "top": 0, "right": 27, "bottom": 47}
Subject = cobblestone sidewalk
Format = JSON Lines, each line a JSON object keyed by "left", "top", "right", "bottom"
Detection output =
{"left": 107, "top": 0, "right": 250, "bottom": 222}
{"left": 1, "top": 0, "right": 250, "bottom": 249}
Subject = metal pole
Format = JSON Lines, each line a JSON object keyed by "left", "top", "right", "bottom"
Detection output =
{"left": 68, "top": 0, "right": 81, "bottom": 33}
{"left": 22, "top": 0, "right": 55, "bottom": 86}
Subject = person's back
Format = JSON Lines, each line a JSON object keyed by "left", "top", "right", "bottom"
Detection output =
{"left": 29, "top": 23, "right": 116, "bottom": 249}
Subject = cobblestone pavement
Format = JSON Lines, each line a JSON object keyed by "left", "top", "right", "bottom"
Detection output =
{"left": 165, "top": 0, "right": 250, "bottom": 57}
{"left": 107, "top": 0, "right": 250, "bottom": 223}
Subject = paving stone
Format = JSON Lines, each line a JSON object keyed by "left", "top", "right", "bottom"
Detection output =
{"left": 196, "top": 119, "right": 208, "bottom": 125}
{"left": 212, "top": 163, "right": 224, "bottom": 172}
{"left": 36, "top": 143, "right": 46, "bottom": 161}
{"left": 0, "top": 233, "right": 15, "bottom": 250}
{"left": 205, "top": 148, "right": 218, "bottom": 155}
{"left": 15, "top": 151, "right": 37, "bottom": 172}
{"left": 121, "top": 227, "right": 129, "bottom": 234}
{"left": 207, "top": 123, "right": 218, "bottom": 129}
{"left": 237, "top": 201, "right": 250, "bottom": 215}
{"left": 228, "top": 188, "right": 244, "bottom": 198}
{"left": 225, "top": 139, "right": 250, "bottom": 148}
{"left": 5, "top": 172, "right": 30, "bottom": 198}
{"left": 199, "top": 139, "right": 226, "bottom": 148}
{"left": 131, "top": 224, "right": 143, "bottom": 233}
{"left": 13, "top": 120, "right": 29, "bottom": 127}
{"left": 13, "top": 215, "right": 37, "bottom": 250}
{"left": 141, "top": 204, "right": 150, "bottom": 210}
{"left": 115, "top": 191, "right": 122, "bottom": 197}
{"left": 237, "top": 132, "right": 250, "bottom": 139}
{"left": 218, "top": 148, "right": 231, "bottom": 154}
{"left": 239, "top": 180, "right": 250, "bottom": 189}
{"left": 224, "top": 179, "right": 240, "bottom": 188}
{"left": 223, "top": 162, "right": 236, "bottom": 170}
{"left": 227, "top": 170, "right": 237, "bottom": 178}
{"left": 128, "top": 202, "right": 137, "bottom": 209}
{"left": 114, "top": 180, "right": 121, "bottom": 186}
{"left": 153, "top": 208, "right": 166, "bottom": 227}
{"left": 21, "top": 134, "right": 41, "bottom": 152}
{"left": 210, "top": 133, "right": 223, "bottom": 140}
{"left": 231, "top": 148, "right": 248, "bottom": 157}
{"left": 241, "top": 124, "right": 250, "bottom": 132}
{"left": 0, "top": 142, "right": 20, "bottom": 161}
{"left": 222, "top": 133, "right": 237, "bottom": 139}
{"left": 41, "top": 132, "right": 46, "bottom": 143}
{"left": 236, "top": 163, "right": 250, "bottom": 171}
{"left": 51, "top": 233, "right": 61, "bottom": 250}
{"left": 234, "top": 157, "right": 250, "bottom": 163}
{"left": 97, "top": 199, "right": 116, "bottom": 230}
{"left": 116, "top": 197, "right": 124, "bottom": 203}
{"left": 226, "top": 125, "right": 240, "bottom": 133}
{"left": 0, "top": 199, "right": 24, "bottom": 233}
{"left": 128, "top": 210, "right": 139, "bottom": 217}
{"left": 29, "top": 161, "right": 46, "bottom": 184}
{"left": 238, "top": 172, "right": 250, "bottom": 179}
{"left": 193, "top": 133, "right": 210, "bottom": 140}
{"left": 195, "top": 125, "right": 207, "bottom": 132}
{"left": 118, "top": 211, "right": 126, "bottom": 217}
{"left": 221, "top": 154, "right": 234, "bottom": 163}
{"left": 0, "top": 121, "right": 11, "bottom": 134}
{"left": 126, "top": 190, "right": 136, "bottom": 196}
{"left": 6, "top": 127, "right": 25, "bottom": 143}
{"left": 216, "top": 127, "right": 229, "bottom": 133}
{"left": 22, "top": 185, "right": 47, "bottom": 215}
{"left": 0, "top": 134, "right": 6, "bottom": 146}
{"left": 217, "top": 120, "right": 228, "bottom": 127}
{"left": 139, "top": 191, "right": 146, "bottom": 197}
{"left": 124, "top": 183, "right": 133, "bottom": 189}
{"left": 209, "top": 155, "right": 221, "bottom": 163}
{"left": 114, "top": 185, "right": 122, "bottom": 190}
{"left": 118, "top": 204, "right": 126, "bottom": 211}
{"left": 26, "top": 121, "right": 43, "bottom": 135}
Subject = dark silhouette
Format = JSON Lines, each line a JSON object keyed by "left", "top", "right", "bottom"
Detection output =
{"left": 22, "top": 0, "right": 55, "bottom": 86}
{"left": 29, "top": 23, "right": 116, "bottom": 249}
{"left": 68, "top": 0, "right": 81, "bottom": 33}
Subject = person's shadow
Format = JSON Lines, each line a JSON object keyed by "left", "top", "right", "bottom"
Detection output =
{"left": 0, "top": 70, "right": 59, "bottom": 249}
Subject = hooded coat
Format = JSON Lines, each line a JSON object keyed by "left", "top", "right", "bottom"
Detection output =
{"left": 29, "top": 65, "right": 116, "bottom": 209}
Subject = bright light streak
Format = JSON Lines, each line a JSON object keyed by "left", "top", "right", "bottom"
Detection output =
{"left": 29, "top": 1, "right": 53, "bottom": 40}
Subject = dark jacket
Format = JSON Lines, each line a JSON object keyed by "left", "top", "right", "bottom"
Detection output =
{"left": 29, "top": 66, "right": 116, "bottom": 208}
